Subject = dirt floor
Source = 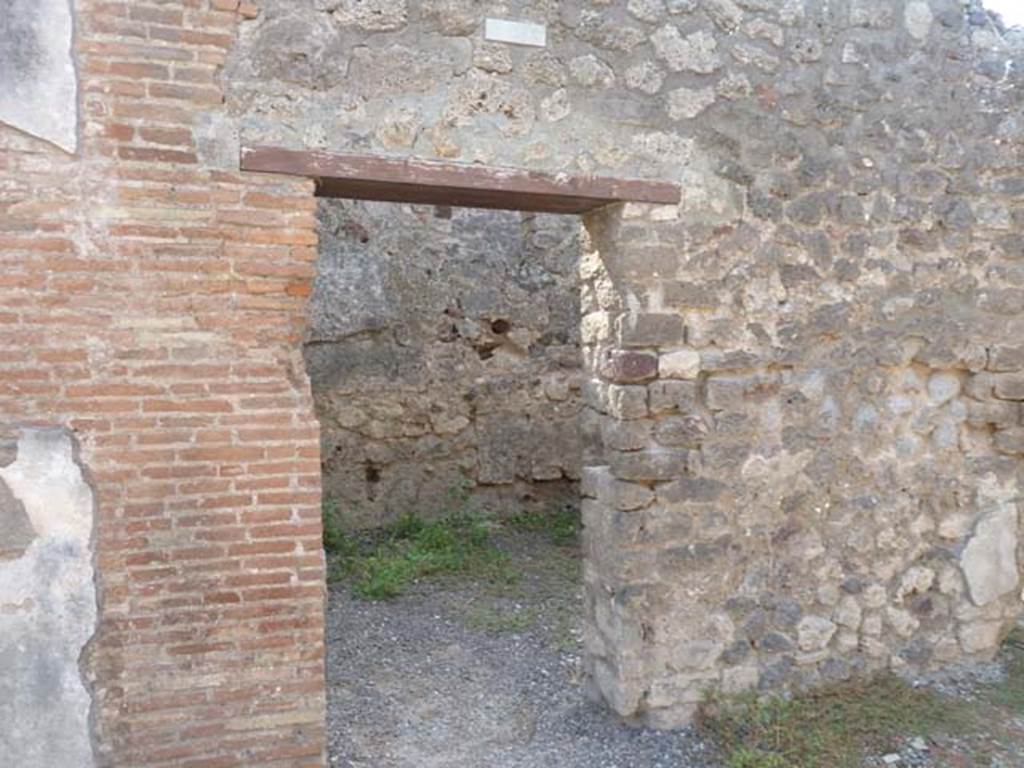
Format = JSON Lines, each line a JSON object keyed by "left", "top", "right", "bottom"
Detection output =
{"left": 324, "top": 523, "right": 719, "bottom": 768}
{"left": 323, "top": 518, "right": 1024, "bottom": 768}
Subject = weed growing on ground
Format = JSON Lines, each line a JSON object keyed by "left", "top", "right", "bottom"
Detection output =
{"left": 351, "top": 512, "right": 516, "bottom": 600}
{"left": 322, "top": 488, "right": 518, "bottom": 600}
{"left": 506, "top": 504, "right": 580, "bottom": 546}
{"left": 698, "top": 675, "right": 971, "bottom": 768}
{"left": 322, "top": 496, "right": 355, "bottom": 557}
{"left": 987, "top": 627, "right": 1024, "bottom": 713}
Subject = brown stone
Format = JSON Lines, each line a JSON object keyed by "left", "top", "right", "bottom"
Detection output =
{"left": 599, "top": 350, "right": 660, "bottom": 383}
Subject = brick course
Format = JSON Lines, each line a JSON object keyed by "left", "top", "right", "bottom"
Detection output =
{"left": 0, "top": 1, "right": 326, "bottom": 764}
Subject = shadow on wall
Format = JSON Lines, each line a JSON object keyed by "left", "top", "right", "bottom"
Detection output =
{"left": 304, "top": 200, "right": 585, "bottom": 528}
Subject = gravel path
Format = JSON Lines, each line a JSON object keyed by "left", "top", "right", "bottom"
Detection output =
{"left": 324, "top": 530, "right": 719, "bottom": 768}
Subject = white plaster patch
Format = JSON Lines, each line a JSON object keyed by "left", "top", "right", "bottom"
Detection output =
{"left": 960, "top": 474, "right": 1020, "bottom": 607}
{"left": 0, "top": 0, "right": 78, "bottom": 153}
{"left": 0, "top": 428, "right": 96, "bottom": 767}
{"left": 484, "top": 18, "right": 547, "bottom": 48}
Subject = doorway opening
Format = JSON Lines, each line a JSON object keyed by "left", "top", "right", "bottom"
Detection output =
{"left": 242, "top": 145, "right": 683, "bottom": 766}
{"left": 311, "top": 198, "right": 597, "bottom": 765}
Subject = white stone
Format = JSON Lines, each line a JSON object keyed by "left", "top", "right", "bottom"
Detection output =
{"left": 959, "top": 620, "right": 1004, "bottom": 653}
{"left": 721, "top": 665, "right": 759, "bottom": 694}
{"left": 569, "top": 55, "right": 615, "bottom": 87}
{"left": 625, "top": 61, "right": 666, "bottom": 94}
{"left": 887, "top": 607, "right": 920, "bottom": 638}
{"left": 666, "top": 86, "right": 716, "bottom": 119}
{"left": 897, "top": 566, "right": 935, "bottom": 601}
{"left": 927, "top": 372, "right": 960, "bottom": 405}
{"left": 484, "top": 18, "right": 547, "bottom": 47}
{"left": 796, "top": 616, "right": 837, "bottom": 651}
{"left": 834, "top": 596, "right": 862, "bottom": 630}
{"left": 703, "top": 0, "right": 744, "bottom": 33}
{"left": 540, "top": 88, "right": 570, "bottom": 122}
{"left": 659, "top": 349, "right": 701, "bottom": 379}
{"left": 627, "top": 0, "right": 666, "bottom": 23}
{"left": 650, "top": 26, "right": 721, "bottom": 73}
{"left": 904, "top": 1, "right": 933, "bottom": 41}
{"left": 863, "top": 584, "right": 888, "bottom": 609}
{"left": 960, "top": 501, "right": 1019, "bottom": 606}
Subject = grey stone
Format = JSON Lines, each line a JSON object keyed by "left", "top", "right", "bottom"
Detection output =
{"left": 0, "top": 477, "right": 35, "bottom": 559}
{"left": 652, "top": 416, "right": 710, "bottom": 448}
{"left": 609, "top": 449, "right": 689, "bottom": 482}
{"left": 650, "top": 26, "right": 721, "bottom": 73}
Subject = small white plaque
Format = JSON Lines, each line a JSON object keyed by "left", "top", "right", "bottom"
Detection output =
{"left": 484, "top": 18, "right": 547, "bottom": 47}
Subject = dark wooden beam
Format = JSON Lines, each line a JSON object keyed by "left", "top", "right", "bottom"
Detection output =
{"left": 240, "top": 146, "right": 681, "bottom": 214}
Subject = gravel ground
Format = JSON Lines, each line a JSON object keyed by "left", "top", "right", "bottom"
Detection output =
{"left": 324, "top": 529, "right": 719, "bottom": 768}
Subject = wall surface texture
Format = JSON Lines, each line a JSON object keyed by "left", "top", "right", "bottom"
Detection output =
{"left": 0, "top": 429, "right": 97, "bottom": 767}
{"left": 226, "top": 0, "right": 1024, "bottom": 730}
{"left": 308, "top": 200, "right": 582, "bottom": 527}
{"left": 1, "top": 0, "right": 1023, "bottom": 763}
{"left": 1, "top": 1, "right": 326, "bottom": 766}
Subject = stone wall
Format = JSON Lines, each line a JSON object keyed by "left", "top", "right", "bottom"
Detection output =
{"left": 307, "top": 200, "right": 583, "bottom": 527}
{"left": 2, "top": 0, "right": 1024, "bottom": 762}
{"left": 227, "top": 0, "right": 1024, "bottom": 730}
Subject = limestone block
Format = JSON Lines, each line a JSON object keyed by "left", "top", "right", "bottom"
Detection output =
{"left": 886, "top": 607, "right": 920, "bottom": 638}
{"left": 833, "top": 596, "right": 862, "bottom": 630}
{"left": 960, "top": 495, "right": 1019, "bottom": 606}
{"left": 703, "top": 0, "right": 744, "bottom": 32}
{"left": 666, "top": 86, "right": 716, "bottom": 120}
{"left": 609, "top": 449, "right": 688, "bottom": 482}
{"left": 617, "top": 313, "right": 686, "bottom": 348}
{"left": 927, "top": 372, "right": 961, "bottom": 406}
{"left": 796, "top": 616, "right": 837, "bottom": 652}
{"left": 721, "top": 665, "right": 759, "bottom": 694}
{"left": 988, "top": 345, "right": 1024, "bottom": 372}
{"left": 594, "top": 472, "right": 656, "bottom": 511}
{"left": 993, "top": 373, "right": 1024, "bottom": 400}
{"left": 650, "top": 26, "right": 721, "bottom": 73}
{"left": 652, "top": 414, "right": 709, "bottom": 448}
{"left": 648, "top": 380, "right": 699, "bottom": 414}
{"left": 624, "top": 61, "right": 666, "bottom": 94}
{"left": 959, "top": 621, "right": 1004, "bottom": 654}
{"left": 659, "top": 349, "right": 701, "bottom": 379}
{"left": 995, "top": 428, "right": 1024, "bottom": 455}
{"left": 607, "top": 385, "right": 649, "bottom": 420}
{"left": 904, "top": 2, "right": 934, "bottom": 41}
{"left": 965, "top": 400, "right": 1019, "bottom": 427}
{"left": 657, "top": 476, "right": 726, "bottom": 504}
{"left": 897, "top": 566, "right": 935, "bottom": 601}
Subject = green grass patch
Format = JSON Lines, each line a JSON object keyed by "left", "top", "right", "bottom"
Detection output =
{"left": 987, "top": 628, "right": 1024, "bottom": 713}
{"left": 698, "top": 675, "right": 972, "bottom": 768}
{"left": 321, "top": 496, "right": 356, "bottom": 557}
{"left": 506, "top": 504, "right": 580, "bottom": 546}
{"left": 324, "top": 499, "right": 518, "bottom": 600}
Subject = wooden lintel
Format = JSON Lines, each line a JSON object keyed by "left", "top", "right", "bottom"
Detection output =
{"left": 240, "top": 146, "right": 681, "bottom": 214}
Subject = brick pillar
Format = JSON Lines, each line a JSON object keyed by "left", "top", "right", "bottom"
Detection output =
{"left": 1, "top": 1, "right": 328, "bottom": 765}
